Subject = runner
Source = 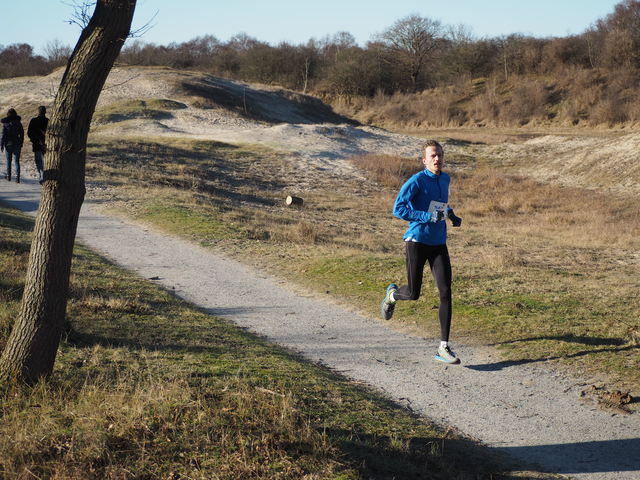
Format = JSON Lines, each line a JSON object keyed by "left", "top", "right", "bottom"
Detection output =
{"left": 380, "top": 140, "right": 463, "bottom": 364}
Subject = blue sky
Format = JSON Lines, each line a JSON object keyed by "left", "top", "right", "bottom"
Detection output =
{"left": 4, "top": 0, "right": 622, "bottom": 55}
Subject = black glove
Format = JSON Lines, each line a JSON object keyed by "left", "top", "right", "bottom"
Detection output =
{"left": 447, "top": 209, "right": 462, "bottom": 227}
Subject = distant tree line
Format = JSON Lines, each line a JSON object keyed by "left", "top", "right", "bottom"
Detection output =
{"left": 3, "top": 0, "right": 640, "bottom": 99}
{"left": 0, "top": 40, "right": 71, "bottom": 78}
{"left": 115, "top": 0, "right": 640, "bottom": 98}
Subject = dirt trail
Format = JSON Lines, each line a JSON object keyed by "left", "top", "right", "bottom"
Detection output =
{"left": 2, "top": 177, "right": 639, "bottom": 480}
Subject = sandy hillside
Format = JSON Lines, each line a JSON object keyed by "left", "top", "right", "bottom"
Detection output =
{"left": 0, "top": 67, "right": 426, "bottom": 182}
{"left": 2, "top": 66, "right": 640, "bottom": 197}
{"left": 478, "top": 134, "right": 640, "bottom": 197}
{"left": 2, "top": 64, "right": 639, "bottom": 480}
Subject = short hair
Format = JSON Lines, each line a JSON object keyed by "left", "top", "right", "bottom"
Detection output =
{"left": 38, "top": 106, "right": 46, "bottom": 114}
{"left": 7, "top": 108, "right": 16, "bottom": 116}
{"left": 423, "top": 140, "right": 443, "bottom": 152}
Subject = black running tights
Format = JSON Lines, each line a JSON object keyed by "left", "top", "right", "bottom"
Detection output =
{"left": 394, "top": 242, "right": 452, "bottom": 341}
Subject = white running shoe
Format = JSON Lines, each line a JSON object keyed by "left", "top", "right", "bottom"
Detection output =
{"left": 380, "top": 283, "right": 398, "bottom": 320}
{"left": 434, "top": 345, "right": 460, "bottom": 364}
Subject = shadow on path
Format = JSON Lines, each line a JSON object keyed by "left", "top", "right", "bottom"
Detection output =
{"left": 502, "top": 438, "right": 640, "bottom": 474}
{"left": 466, "top": 344, "right": 637, "bottom": 372}
{"left": 489, "top": 334, "right": 627, "bottom": 347}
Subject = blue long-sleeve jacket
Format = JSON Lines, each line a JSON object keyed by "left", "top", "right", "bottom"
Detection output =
{"left": 393, "top": 169, "right": 450, "bottom": 245}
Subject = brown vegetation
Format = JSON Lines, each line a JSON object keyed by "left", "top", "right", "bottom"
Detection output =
{"left": 334, "top": 68, "right": 640, "bottom": 129}
{"left": 0, "top": 206, "right": 514, "bottom": 480}
{"left": 348, "top": 155, "right": 639, "bottom": 383}
{"left": 5, "top": 2, "right": 640, "bottom": 128}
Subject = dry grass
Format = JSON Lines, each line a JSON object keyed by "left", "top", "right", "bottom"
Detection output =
{"left": 3, "top": 204, "right": 521, "bottom": 479}
{"left": 350, "top": 154, "right": 422, "bottom": 189}
{"left": 335, "top": 86, "right": 468, "bottom": 128}
{"left": 79, "top": 134, "right": 639, "bottom": 392}
{"left": 352, "top": 155, "right": 639, "bottom": 375}
{"left": 86, "top": 138, "right": 403, "bottom": 253}
{"left": 454, "top": 167, "right": 640, "bottom": 250}
{"left": 1, "top": 371, "right": 338, "bottom": 479}
{"left": 93, "top": 99, "right": 188, "bottom": 125}
{"left": 332, "top": 68, "right": 640, "bottom": 129}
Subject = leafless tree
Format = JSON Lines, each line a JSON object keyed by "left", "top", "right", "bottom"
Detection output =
{"left": 0, "top": 0, "right": 137, "bottom": 383}
{"left": 596, "top": 0, "right": 640, "bottom": 68}
{"left": 43, "top": 39, "right": 73, "bottom": 67}
{"left": 377, "top": 14, "right": 444, "bottom": 91}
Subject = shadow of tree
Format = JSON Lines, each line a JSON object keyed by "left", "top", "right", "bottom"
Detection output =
{"left": 0, "top": 239, "right": 31, "bottom": 255}
{"left": 64, "top": 321, "right": 516, "bottom": 479}
{"left": 87, "top": 140, "right": 287, "bottom": 208}
{"left": 502, "top": 438, "right": 640, "bottom": 475}
{"left": 322, "top": 428, "right": 516, "bottom": 480}
{"left": 0, "top": 203, "right": 35, "bottom": 232}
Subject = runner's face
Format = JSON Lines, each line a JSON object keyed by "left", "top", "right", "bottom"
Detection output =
{"left": 423, "top": 146, "right": 444, "bottom": 174}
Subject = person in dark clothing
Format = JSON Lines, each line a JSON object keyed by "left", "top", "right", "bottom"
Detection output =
{"left": 1, "top": 108, "right": 25, "bottom": 183}
{"left": 27, "top": 106, "right": 49, "bottom": 184}
{"left": 380, "top": 140, "right": 463, "bottom": 364}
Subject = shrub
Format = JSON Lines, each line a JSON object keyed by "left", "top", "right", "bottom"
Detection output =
{"left": 350, "top": 154, "right": 422, "bottom": 189}
{"left": 503, "top": 78, "right": 549, "bottom": 124}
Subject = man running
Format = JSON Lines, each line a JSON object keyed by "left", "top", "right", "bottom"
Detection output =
{"left": 380, "top": 140, "right": 463, "bottom": 364}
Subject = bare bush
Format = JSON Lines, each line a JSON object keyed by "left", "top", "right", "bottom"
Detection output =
{"left": 622, "top": 97, "right": 640, "bottom": 123}
{"left": 350, "top": 154, "right": 422, "bottom": 189}
{"left": 503, "top": 78, "right": 549, "bottom": 124}
{"left": 542, "top": 36, "right": 591, "bottom": 71}
{"left": 557, "top": 68, "right": 603, "bottom": 124}
{"left": 427, "top": 88, "right": 467, "bottom": 126}
{"left": 589, "top": 92, "right": 628, "bottom": 125}
{"left": 43, "top": 39, "right": 72, "bottom": 68}
{"left": 596, "top": 0, "right": 640, "bottom": 69}
{"left": 469, "top": 76, "right": 502, "bottom": 125}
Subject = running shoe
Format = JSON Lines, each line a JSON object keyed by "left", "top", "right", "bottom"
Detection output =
{"left": 380, "top": 283, "right": 398, "bottom": 320}
{"left": 434, "top": 345, "right": 460, "bottom": 364}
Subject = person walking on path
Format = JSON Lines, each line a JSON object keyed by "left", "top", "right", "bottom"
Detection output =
{"left": 27, "top": 106, "right": 49, "bottom": 184}
{"left": 1, "top": 108, "right": 24, "bottom": 183}
{"left": 380, "top": 140, "right": 463, "bottom": 364}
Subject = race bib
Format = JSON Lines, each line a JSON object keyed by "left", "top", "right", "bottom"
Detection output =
{"left": 428, "top": 200, "right": 448, "bottom": 215}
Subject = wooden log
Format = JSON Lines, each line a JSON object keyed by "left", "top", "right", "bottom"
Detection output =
{"left": 285, "top": 195, "right": 303, "bottom": 206}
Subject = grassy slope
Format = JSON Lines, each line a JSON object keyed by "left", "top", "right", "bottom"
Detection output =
{"left": 82, "top": 136, "right": 639, "bottom": 398}
{"left": 92, "top": 98, "right": 188, "bottom": 125}
{"left": 330, "top": 70, "right": 640, "bottom": 130}
{"left": 0, "top": 205, "right": 554, "bottom": 479}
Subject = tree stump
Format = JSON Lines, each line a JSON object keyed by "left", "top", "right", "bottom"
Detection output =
{"left": 285, "top": 195, "right": 303, "bottom": 207}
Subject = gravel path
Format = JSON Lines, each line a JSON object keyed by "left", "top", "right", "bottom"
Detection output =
{"left": 2, "top": 178, "right": 639, "bottom": 480}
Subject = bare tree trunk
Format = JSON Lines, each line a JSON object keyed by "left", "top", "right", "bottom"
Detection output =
{"left": 302, "top": 57, "right": 310, "bottom": 94}
{"left": 0, "top": 0, "right": 136, "bottom": 383}
{"left": 586, "top": 34, "right": 595, "bottom": 69}
{"left": 503, "top": 50, "right": 508, "bottom": 81}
